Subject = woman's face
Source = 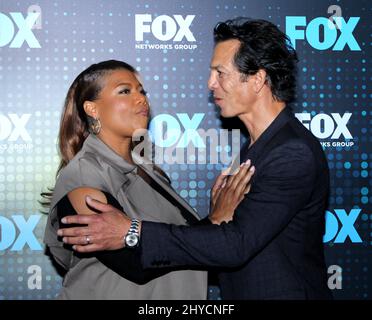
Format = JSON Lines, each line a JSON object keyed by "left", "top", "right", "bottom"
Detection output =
{"left": 87, "top": 69, "right": 150, "bottom": 139}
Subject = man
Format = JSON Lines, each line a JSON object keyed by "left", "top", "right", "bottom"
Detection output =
{"left": 59, "top": 18, "right": 332, "bottom": 299}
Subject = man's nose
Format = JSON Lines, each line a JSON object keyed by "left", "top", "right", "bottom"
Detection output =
{"left": 208, "top": 73, "right": 217, "bottom": 91}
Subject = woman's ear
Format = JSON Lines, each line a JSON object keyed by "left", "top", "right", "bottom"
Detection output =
{"left": 83, "top": 101, "right": 98, "bottom": 118}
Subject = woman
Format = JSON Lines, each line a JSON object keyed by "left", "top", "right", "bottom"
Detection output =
{"left": 43, "top": 60, "right": 208, "bottom": 299}
{"left": 43, "top": 60, "right": 252, "bottom": 299}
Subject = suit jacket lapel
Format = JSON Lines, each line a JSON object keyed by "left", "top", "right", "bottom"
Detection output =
{"left": 240, "top": 107, "right": 294, "bottom": 165}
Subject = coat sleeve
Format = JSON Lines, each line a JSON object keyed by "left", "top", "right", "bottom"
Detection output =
{"left": 141, "top": 141, "right": 317, "bottom": 269}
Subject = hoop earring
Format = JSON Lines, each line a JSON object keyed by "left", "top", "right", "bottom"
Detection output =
{"left": 88, "top": 117, "right": 101, "bottom": 135}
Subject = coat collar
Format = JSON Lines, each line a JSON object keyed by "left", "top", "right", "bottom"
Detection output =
{"left": 82, "top": 134, "right": 200, "bottom": 222}
{"left": 82, "top": 134, "right": 138, "bottom": 174}
{"left": 239, "top": 107, "right": 294, "bottom": 164}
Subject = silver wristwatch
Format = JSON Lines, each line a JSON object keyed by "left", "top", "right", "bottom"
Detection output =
{"left": 124, "top": 218, "right": 140, "bottom": 248}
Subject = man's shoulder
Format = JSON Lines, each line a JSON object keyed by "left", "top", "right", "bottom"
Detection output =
{"left": 265, "top": 127, "right": 312, "bottom": 157}
{"left": 274, "top": 116, "right": 316, "bottom": 142}
{"left": 268, "top": 117, "right": 324, "bottom": 158}
{"left": 256, "top": 119, "right": 323, "bottom": 168}
{"left": 257, "top": 118, "right": 328, "bottom": 179}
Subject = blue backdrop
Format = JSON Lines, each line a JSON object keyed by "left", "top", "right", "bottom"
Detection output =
{"left": 0, "top": 0, "right": 370, "bottom": 300}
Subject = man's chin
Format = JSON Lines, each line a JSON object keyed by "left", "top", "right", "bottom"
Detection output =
{"left": 220, "top": 110, "right": 233, "bottom": 118}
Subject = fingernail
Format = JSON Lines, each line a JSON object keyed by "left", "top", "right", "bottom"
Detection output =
{"left": 250, "top": 166, "right": 255, "bottom": 172}
{"left": 245, "top": 159, "right": 251, "bottom": 165}
{"left": 62, "top": 237, "right": 66, "bottom": 243}
{"left": 86, "top": 195, "right": 92, "bottom": 202}
{"left": 61, "top": 217, "right": 67, "bottom": 224}
{"left": 72, "top": 245, "right": 76, "bottom": 250}
{"left": 57, "top": 230, "right": 62, "bottom": 236}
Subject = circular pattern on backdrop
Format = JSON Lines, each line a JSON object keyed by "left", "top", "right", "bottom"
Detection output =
{"left": 0, "top": 0, "right": 370, "bottom": 300}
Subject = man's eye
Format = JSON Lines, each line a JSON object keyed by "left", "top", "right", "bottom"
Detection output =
{"left": 217, "top": 70, "right": 223, "bottom": 77}
{"left": 119, "top": 88, "right": 131, "bottom": 94}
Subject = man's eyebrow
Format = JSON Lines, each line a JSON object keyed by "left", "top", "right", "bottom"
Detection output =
{"left": 210, "top": 64, "right": 228, "bottom": 71}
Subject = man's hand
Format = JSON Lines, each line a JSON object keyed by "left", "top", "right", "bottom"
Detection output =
{"left": 209, "top": 160, "right": 255, "bottom": 225}
{"left": 57, "top": 196, "right": 133, "bottom": 252}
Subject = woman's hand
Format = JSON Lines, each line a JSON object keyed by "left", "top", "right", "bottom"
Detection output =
{"left": 209, "top": 160, "right": 255, "bottom": 225}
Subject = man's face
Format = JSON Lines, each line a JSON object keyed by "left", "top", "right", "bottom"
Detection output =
{"left": 208, "top": 39, "right": 255, "bottom": 118}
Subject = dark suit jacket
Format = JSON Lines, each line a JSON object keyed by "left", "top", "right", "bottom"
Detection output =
{"left": 140, "top": 107, "right": 333, "bottom": 300}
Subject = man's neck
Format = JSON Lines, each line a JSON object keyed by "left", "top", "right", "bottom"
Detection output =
{"left": 239, "top": 98, "right": 286, "bottom": 146}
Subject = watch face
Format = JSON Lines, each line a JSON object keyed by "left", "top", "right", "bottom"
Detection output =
{"left": 125, "top": 234, "right": 139, "bottom": 247}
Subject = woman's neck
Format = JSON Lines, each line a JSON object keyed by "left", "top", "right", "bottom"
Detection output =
{"left": 96, "top": 131, "right": 134, "bottom": 164}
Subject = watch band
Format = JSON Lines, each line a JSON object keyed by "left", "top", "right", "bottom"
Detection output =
{"left": 125, "top": 218, "right": 140, "bottom": 248}
{"left": 129, "top": 218, "right": 140, "bottom": 233}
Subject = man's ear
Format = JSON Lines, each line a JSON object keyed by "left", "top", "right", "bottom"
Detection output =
{"left": 83, "top": 101, "right": 98, "bottom": 118}
{"left": 253, "top": 69, "right": 267, "bottom": 94}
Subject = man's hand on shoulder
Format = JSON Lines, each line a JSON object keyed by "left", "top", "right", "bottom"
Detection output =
{"left": 57, "top": 196, "right": 135, "bottom": 252}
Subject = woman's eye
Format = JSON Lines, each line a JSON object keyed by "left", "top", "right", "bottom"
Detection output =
{"left": 141, "top": 89, "right": 147, "bottom": 96}
{"left": 119, "top": 88, "right": 131, "bottom": 94}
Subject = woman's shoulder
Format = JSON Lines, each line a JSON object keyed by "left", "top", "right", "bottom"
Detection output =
{"left": 52, "top": 150, "right": 107, "bottom": 204}
{"left": 58, "top": 150, "right": 102, "bottom": 180}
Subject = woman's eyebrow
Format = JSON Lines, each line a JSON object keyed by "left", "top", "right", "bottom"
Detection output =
{"left": 115, "top": 82, "right": 132, "bottom": 88}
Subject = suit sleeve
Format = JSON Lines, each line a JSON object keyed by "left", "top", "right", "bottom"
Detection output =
{"left": 57, "top": 192, "right": 172, "bottom": 284}
{"left": 141, "top": 142, "right": 317, "bottom": 269}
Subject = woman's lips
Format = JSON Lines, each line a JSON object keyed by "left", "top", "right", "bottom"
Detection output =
{"left": 137, "top": 108, "right": 149, "bottom": 117}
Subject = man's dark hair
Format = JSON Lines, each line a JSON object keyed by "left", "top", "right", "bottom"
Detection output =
{"left": 214, "top": 18, "right": 298, "bottom": 103}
